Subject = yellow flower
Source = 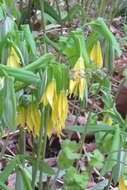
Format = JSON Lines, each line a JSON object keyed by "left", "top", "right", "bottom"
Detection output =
{"left": 90, "top": 41, "right": 103, "bottom": 68}
{"left": 41, "top": 79, "right": 57, "bottom": 108}
{"left": 7, "top": 47, "right": 21, "bottom": 68}
{"left": 16, "top": 106, "right": 26, "bottom": 127}
{"left": 17, "top": 104, "right": 41, "bottom": 136}
{"left": 103, "top": 114, "right": 113, "bottom": 126}
{"left": 57, "top": 91, "right": 68, "bottom": 133}
{"left": 119, "top": 175, "right": 127, "bottom": 190}
{"left": 47, "top": 91, "right": 68, "bottom": 137}
{"left": 69, "top": 56, "right": 86, "bottom": 100}
{"left": 41, "top": 79, "right": 68, "bottom": 137}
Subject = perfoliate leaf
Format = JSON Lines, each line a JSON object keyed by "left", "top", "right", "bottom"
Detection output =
{"left": 89, "top": 18, "right": 122, "bottom": 55}
{"left": 100, "top": 126, "right": 120, "bottom": 176}
{"left": 3, "top": 76, "right": 16, "bottom": 131}
{"left": 21, "top": 24, "right": 36, "bottom": 56}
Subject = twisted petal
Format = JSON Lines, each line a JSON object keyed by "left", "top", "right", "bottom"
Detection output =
{"left": 42, "top": 79, "right": 57, "bottom": 108}
{"left": 69, "top": 56, "right": 86, "bottom": 100}
{"left": 7, "top": 48, "right": 21, "bottom": 68}
{"left": 90, "top": 41, "right": 103, "bottom": 68}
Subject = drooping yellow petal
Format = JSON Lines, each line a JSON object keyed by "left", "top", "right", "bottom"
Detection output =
{"left": 16, "top": 107, "right": 26, "bottom": 127}
{"left": 17, "top": 104, "right": 41, "bottom": 137}
{"left": 47, "top": 91, "right": 68, "bottom": 138}
{"left": 29, "top": 104, "right": 41, "bottom": 136}
{"left": 79, "top": 77, "right": 86, "bottom": 100}
{"left": 58, "top": 91, "right": 68, "bottom": 132}
{"left": 26, "top": 104, "right": 34, "bottom": 133}
{"left": 69, "top": 79, "right": 77, "bottom": 95}
{"left": 7, "top": 47, "right": 21, "bottom": 68}
{"left": 47, "top": 119, "right": 55, "bottom": 138}
{"left": 119, "top": 175, "right": 127, "bottom": 190}
{"left": 41, "top": 79, "right": 57, "bottom": 108}
{"left": 69, "top": 56, "right": 86, "bottom": 100}
{"left": 90, "top": 41, "right": 103, "bottom": 68}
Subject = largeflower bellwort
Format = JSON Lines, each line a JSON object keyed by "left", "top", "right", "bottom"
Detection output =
{"left": 90, "top": 41, "right": 103, "bottom": 69}
{"left": 7, "top": 48, "right": 21, "bottom": 68}
{"left": 69, "top": 56, "right": 86, "bottom": 100}
{"left": 42, "top": 79, "right": 68, "bottom": 137}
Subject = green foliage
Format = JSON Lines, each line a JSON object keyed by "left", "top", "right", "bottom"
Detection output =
{"left": 89, "top": 149, "right": 104, "bottom": 169}
{"left": 0, "top": 1, "right": 126, "bottom": 190}
{"left": 58, "top": 140, "right": 81, "bottom": 169}
{"left": 63, "top": 167, "right": 89, "bottom": 190}
{"left": 101, "top": 126, "right": 121, "bottom": 176}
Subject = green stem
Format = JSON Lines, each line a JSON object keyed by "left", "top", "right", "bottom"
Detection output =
{"left": 99, "top": 0, "right": 108, "bottom": 17}
{"left": 109, "top": 0, "right": 120, "bottom": 23}
{"left": 65, "top": 0, "right": 70, "bottom": 26}
{"left": 85, "top": 0, "right": 94, "bottom": 12}
{"left": 19, "top": 127, "right": 25, "bottom": 162}
{"left": 16, "top": 127, "right": 25, "bottom": 188}
{"left": 51, "top": 168, "right": 60, "bottom": 190}
{"left": 55, "top": 0, "right": 63, "bottom": 35}
{"left": 38, "top": 105, "right": 50, "bottom": 190}
{"left": 31, "top": 105, "right": 44, "bottom": 189}
{"left": 39, "top": 0, "right": 47, "bottom": 53}
{"left": 28, "top": 0, "right": 33, "bottom": 26}
{"left": 76, "top": 112, "right": 91, "bottom": 170}
{"left": 0, "top": 134, "right": 9, "bottom": 159}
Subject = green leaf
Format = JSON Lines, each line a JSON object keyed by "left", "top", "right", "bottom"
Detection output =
{"left": 0, "top": 77, "right": 4, "bottom": 119}
{"left": 44, "top": 1, "right": 60, "bottom": 23}
{"left": 100, "top": 126, "right": 121, "bottom": 176}
{"left": 58, "top": 140, "right": 81, "bottom": 169}
{"left": 44, "top": 35, "right": 60, "bottom": 52}
{"left": 0, "top": 157, "right": 17, "bottom": 182}
{"left": 0, "top": 182, "right": 11, "bottom": 190}
{"left": 17, "top": 166, "right": 32, "bottom": 190}
{"left": 89, "top": 149, "right": 104, "bottom": 169}
{"left": 89, "top": 17, "right": 122, "bottom": 55}
{"left": 44, "top": 13, "right": 58, "bottom": 24}
{"left": 86, "top": 32, "right": 101, "bottom": 53}
{"left": 0, "top": 5, "right": 5, "bottom": 21}
{"left": 61, "top": 64, "right": 69, "bottom": 91}
{"left": 3, "top": 76, "right": 16, "bottom": 131}
{"left": 64, "top": 167, "right": 89, "bottom": 190}
{"left": 20, "top": 155, "right": 55, "bottom": 175}
{"left": 62, "top": 5, "right": 87, "bottom": 23}
{"left": 0, "top": 16, "right": 14, "bottom": 41}
{"left": 16, "top": 169, "right": 28, "bottom": 190}
{"left": 0, "top": 64, "right": 40, "bottom": 84}
{"left": 105, "top": 41, "right": 115, "bottom": 73}
{"left": 89, "top": 179, "right": 108, "bottom": 190}
{"left": 37, "top": 69, "right": 48, "bottom": 102}
{"left": 59, "top": 29, "right": 89, "bottom": 66}
{"left": 24, "top": 53, "right": 54, "bottom": 72}
{"left": 65, "top": 124, "right": 112, "bottom": 134}
{"left": 21, "top": 24, "right": 36, "bottom": 56}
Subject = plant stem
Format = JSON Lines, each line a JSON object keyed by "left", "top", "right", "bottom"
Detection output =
{"left": 0, "top": 133, "right": 9, "bottom": 159}
{"left": 19, "top": 127, "right": 25, "bottom": 162}
{"left": 16, "top": 127, "right": 25, "bottom": 188}
{"left": 31, "top": 105, "right": 44, "bottom": 189}
{"left": 65, "top": 0, "right": 70, "bottom": 26}
{"left": 39, "top": 0, "right": 47, "bottom": 53}
{"left": 38, "top": 105, "right": 50, "bottom": 190}
{"left": 51, "top": 168, "right": 60, "bottom": 190}
{"left": 99, "top": 0, "right": 108, "bottom": 17}
{"left": 110, "top": 0, "right": 120, "bottom": 23}
{"left": 55, "top": 0, "right": 63, "bottom": 35}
